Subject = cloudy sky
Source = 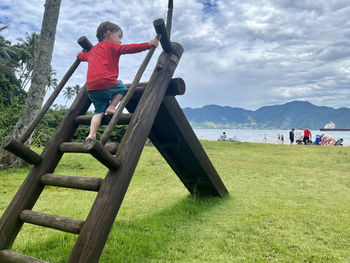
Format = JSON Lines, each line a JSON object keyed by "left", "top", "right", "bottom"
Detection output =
{"left": 1, "top": 0, "right": 350, "bottom": 110}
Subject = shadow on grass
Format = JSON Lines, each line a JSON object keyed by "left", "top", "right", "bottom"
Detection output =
{"left": 15, "top": 194, "right": 231, "bottom": 263}
{"left": 102, "top": 194, "right": 231, "bottom": 262}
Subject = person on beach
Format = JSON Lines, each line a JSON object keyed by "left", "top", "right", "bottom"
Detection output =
{"left": 303, "top": 128, "right": 311, "bottom": 144}
{"left": 77, "top": 21, "right": 159, "bottom": 140}
{"left": 321, "top": 134, "right": 334, "bottom": 146}
{"left": 289, "top": 128, "right": 295, "bottom": 144}
{"left": 281, "top": 134, "right": 284, "bottom": 144}
{"left": 295, "top": 128, "right": 303, "bottom": 144}
{"left": 263, "top": 134, "right": 267, "bottom": 143}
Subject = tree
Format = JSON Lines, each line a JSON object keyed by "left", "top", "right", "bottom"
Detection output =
{"left": 0, "top": 22, "right": 18, "bottom": 74}
{"left": 16, "top": 32, "right": 40, "bottom": 89}
{"left": 63, "top": 84, "right": 82, "bottom": 105}
{"left": 14, "top": 32, "right": 57, "bottom": 91}
{"left": 0, "top": 0, "right": 62, "bottom": 170}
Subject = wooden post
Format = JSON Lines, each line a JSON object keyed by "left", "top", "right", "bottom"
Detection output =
{"left": 154, "top": 19, "right": 172, "bottom": 53}
{"left": 166, "top": 78, "right": 185, "bottom": 96}
{"left": 166, "top": 0, "right": 174, "bottom": 37}
{"left": 77, "top": 36, "right": 93, "bottom": 52}
{"left": 67, "top": 42, "right": 183, "bottom": 263}
{"left": 2, "top": 137, "right": 42, "bottom": 164}
{"left": 126, "top": 78, "right": 185, "bottom": 101}
{"left": 149, "top": 96, "right": 228, "bottom": 197}
{"left": 0, "top": 250, "right": 48, "bottom": 263}
{"left": 83, "top": 139, "right": 120, "bottom": 170}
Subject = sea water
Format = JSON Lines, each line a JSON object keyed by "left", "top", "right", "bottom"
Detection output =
{"left": 193, "top": 129, "right": 350, "bottom": 146}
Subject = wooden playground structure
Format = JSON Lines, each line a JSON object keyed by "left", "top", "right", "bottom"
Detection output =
{"left": 0, "top": 1, "right": 228, "bottom": 262}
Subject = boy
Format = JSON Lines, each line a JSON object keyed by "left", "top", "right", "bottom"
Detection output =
{"left": 78, "top": 21, "right": 159, "bottom": 140}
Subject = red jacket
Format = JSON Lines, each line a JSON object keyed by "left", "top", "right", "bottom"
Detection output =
{"left": 304, "top": 128, "right": 311, "bottom": 137}
{"left": 78, "top": 41, "right": 149, "bottom": 91}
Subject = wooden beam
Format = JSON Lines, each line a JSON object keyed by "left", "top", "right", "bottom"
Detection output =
{"left": 77, "top": 36, "right": 94, "bottom": 52}
{"left": 166, "top": 0, "right": 174, "bottom": 37}
{"left": 41, "top": 174, "right": 103, "bottom": 191}
{"left": 20, "top": 210, "right": 83, "bottom": 234}
{"left": 128, "top": 77, "right": 186, "bottom": 101}
{"left": 2, "top": 137, "right": 42, "bottom": 165}
{"left": 83, "top": 140, "right": 120, "bottom": 170}
{"left": 75, "top": 114, "right": 131, "bottom": 126}
{"left": 67, "top": 42, "right": 183, "bottom": 263}
{"left": 0, "top": 250, "right": 48, "bottom": 263}
{"left": 166, "top": 78, "right": 185, "bottom": 96}
{"left": 149, "top": 96, "right": 228, "bottom": 197}
{"left": 154, "top": 18, "right": 172, "bottom": 53}
{"left": 59, "top": 142, "right": 119, "bottom": 155}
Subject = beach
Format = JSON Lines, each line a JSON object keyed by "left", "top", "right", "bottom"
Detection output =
{"left": 193, "top": 128, "right": 350, "bottom": 146}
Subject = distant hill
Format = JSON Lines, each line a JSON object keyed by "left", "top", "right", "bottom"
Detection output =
{"left": 182, "top": 101, "right": 350, "bottom": 129}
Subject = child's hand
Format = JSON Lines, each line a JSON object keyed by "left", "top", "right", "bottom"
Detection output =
{"left": 149, "top": 39, "right": 159, "bottom": 48}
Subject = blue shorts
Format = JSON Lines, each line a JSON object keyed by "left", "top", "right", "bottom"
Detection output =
{"left": 87, "top": 81, "right": 127, "bottom": 114}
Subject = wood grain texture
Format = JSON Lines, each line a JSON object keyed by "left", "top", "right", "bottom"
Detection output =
{"left": 0, "top": 250, "right": 48, "bottom": 263}
{"left": 20, "top": 210, "right": 83, "bottom": 234}
{"left": 2, "top": 138, "right": 42, "bottom": 165}
{"left": 41, "top": 174, "right": 103, "bottom": 191}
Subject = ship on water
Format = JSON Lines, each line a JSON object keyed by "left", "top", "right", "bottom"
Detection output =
{"left": 320, "top": 121, "right": 350, "bottom": 131}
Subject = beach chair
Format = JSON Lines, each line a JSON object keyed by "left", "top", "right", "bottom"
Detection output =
{"left": 334, "top": 138, "right": 343, "bottom": 146}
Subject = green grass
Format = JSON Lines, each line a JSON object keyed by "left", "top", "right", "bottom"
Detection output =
{"left": 1, "top": 142, "right": 350, "bottom": 262}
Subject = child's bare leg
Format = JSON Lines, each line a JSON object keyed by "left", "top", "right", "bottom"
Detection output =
{"left": 106, "top": 93, "right": 123, "bottom": 115}
{"left": 86, "top": 112, "right": 104, "bottom": 140}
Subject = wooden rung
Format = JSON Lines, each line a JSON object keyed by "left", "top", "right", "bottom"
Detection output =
{"left": 130, "top": 78, "right": 186, "bottom": 101}
{"left": 41, "top": 173, "right": 103, "bottom": 191}
{"left": 75, "top": 113, "right": 132, "bottom": 126}
{"left": 2, "top": 137, "right": 42, "bottom": 165}
{"left": 59, "top": 142, "right": 119, "bottom": 155}
{"left": 19, "top": 210, "right": 83, "bottom": 234}
{"left": 83, "top": 139, "right": 121, "bottom": 170}
{"left": 0, "top": 249, "right": 48, "bottom": 263}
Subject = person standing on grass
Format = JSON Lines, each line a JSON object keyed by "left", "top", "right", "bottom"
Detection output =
{"left": 295, "top": 128, "right": 303, "bottom": 144}
{"left": 303, "top": 128, "right": 311, "bottom": 144}
{"left": 289, "top": 128, "right": 295, "bottom": 144}
{"left": 77, "top": 21, "right": 159, "bottom": 141}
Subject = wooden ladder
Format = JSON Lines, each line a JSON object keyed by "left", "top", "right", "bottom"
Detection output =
{"left": 0, "top": 19, "right": 228, "bottom": 263}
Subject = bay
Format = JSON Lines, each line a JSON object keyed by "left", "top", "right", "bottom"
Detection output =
{"left": 193, "top": 128, "right": 350, "bottom": 146}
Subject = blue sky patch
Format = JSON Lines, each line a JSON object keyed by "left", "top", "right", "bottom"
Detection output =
{"left": 198, "top": 0, "right": 218, "bottom": 14}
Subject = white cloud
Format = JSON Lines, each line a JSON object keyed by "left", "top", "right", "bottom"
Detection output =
{"left": 1, "top": 0, "right": 350, "bottom": 110}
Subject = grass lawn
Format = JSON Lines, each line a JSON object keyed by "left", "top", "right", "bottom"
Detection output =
{"left": 1, "top": 141, "right": 350, "bottom": 262}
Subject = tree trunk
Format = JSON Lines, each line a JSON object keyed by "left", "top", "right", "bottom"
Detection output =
{"left": 0, "top": 0, "right": 62, "bottom": 170}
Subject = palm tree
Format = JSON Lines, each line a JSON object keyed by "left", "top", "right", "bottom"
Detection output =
{"left": 16, "top": 32, "right": 40, "bottom": 89}
{"left": 0, "top": 22, "right": 17, "bottom": 66}
{"left": 63, "top": 85, "right": 74, "bottom": 105}
{"left": 63, "top": 84, "right": 81, "bottom": 105}
{"left": 0, "top": 21, "right": 8, "bottom": 32}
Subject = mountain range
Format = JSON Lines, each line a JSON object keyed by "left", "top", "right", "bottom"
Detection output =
{"left": 182, "top": 101, "right": 350, "bottom": 130}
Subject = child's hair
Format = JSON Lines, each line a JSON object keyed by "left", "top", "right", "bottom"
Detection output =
{"left": 96, "top": 21, "right": 122, "bottom": 42}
